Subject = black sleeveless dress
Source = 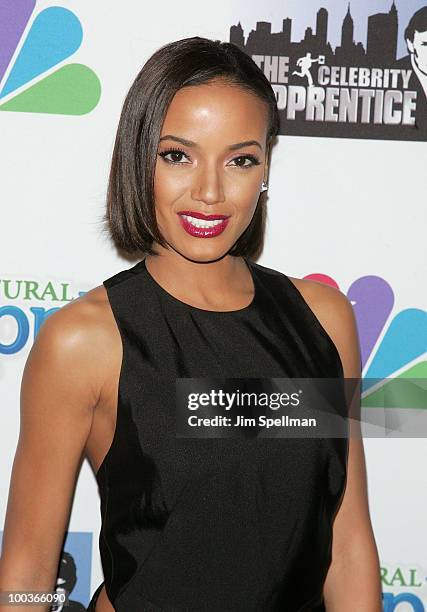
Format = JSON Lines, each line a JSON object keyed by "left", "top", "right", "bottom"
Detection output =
{"left": 86, "top": 257, "right": 348, "bottom": 611}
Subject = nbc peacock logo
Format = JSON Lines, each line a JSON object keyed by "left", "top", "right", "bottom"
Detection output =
{"left": 0, "top": 0, "right": 101, "bottom": 115}
{"left": 305, "top": 273, "right": 427, "bottom": 430}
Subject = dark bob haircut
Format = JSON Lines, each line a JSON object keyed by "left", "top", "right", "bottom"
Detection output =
{"left": 103, "top": 36, "right": 280, "bottom": 259}
{"left": 405, "top": 7, "right": 427, "bottom": 42}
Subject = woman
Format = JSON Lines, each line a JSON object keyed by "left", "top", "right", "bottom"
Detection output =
{"left": 0, "top": 37, "right": 382, "bottom": 611}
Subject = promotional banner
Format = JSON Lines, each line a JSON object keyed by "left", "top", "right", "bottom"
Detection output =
{"left": 230, "top": 1, "right": 427, "bottom": 140}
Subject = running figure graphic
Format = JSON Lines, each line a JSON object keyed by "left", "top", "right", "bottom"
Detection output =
{"left": 292, "top": 52, "right": 325, "bottom": 87}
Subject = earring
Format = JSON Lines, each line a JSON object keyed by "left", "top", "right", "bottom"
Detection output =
{"left": 261, "top": 180, "right": 268, "bottom": 192}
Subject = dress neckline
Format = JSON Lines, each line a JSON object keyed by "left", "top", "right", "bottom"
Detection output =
{"left": 142, "top": 256, "right": 258, "bottom": 315}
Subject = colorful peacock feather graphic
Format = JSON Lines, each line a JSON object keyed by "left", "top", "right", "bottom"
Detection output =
{"left": 0, "top": 0, "right": 101, "bottom": 115}
{"left": 304, "top": 273, "right": 427, "bottom": 421}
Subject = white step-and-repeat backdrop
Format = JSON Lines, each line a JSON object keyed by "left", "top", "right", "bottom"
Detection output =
{"left": 1, "top": 0, "right": 426, "bottom": 609}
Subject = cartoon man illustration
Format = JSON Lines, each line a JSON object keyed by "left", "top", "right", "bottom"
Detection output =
{"left": 292, "top": 52, "right": 325, "bottom": 87}
{"left": 50, "top": 552, "right": 86, "bottom": 612}
{"left": 396, "top": 7, "right": 427, "bottom": 134}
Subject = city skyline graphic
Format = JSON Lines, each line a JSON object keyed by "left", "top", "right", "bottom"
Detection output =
{"left": 230, "top": 2, "right": 402, "bottom": 66}
{"left": 230, "top": 0, "right": 425, "bottom": 60}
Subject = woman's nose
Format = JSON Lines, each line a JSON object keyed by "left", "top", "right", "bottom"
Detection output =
{"left": 191, "top": 164, "right": 226, "bottom": 205}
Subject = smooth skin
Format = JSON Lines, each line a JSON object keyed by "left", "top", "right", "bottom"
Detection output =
{"left": 0, "top": 80, "right": 382, "bottom": 611}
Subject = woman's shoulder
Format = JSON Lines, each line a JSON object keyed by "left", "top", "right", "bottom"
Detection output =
{"left": 29, "top": 285, "right": 120, "bottom": 397}
{"left": 40, "top": 284, "right": 114, "bottom": 347}
{"left": 251, "top": 259, "right": 346, "bottom": 308}
{"left": 289, "top": 275, "right": 359, "bottom": 378}
{"left": 254, "top": 259, "right": 357, "bottom": 377}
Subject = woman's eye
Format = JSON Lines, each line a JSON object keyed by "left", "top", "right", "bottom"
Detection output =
{"left": 158, "top": 149, "right": 189, "bottom": 164}
{"left": 230, "top": 155, "right": 260, "bottom": 169}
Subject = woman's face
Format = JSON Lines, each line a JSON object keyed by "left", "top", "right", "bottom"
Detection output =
{"left": 153, "top": 80, "right": 269, "bottom": 262}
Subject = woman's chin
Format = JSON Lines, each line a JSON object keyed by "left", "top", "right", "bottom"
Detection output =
{"left": 170, "top": 242, "right": 232, "bottom": 264}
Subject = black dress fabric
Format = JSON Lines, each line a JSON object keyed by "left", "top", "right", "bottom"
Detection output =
{"left": 86, "top": 257, "right": 348, "bottom": 611}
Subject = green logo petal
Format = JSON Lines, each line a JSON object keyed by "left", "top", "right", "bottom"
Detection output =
{"left": 0, "top": 63, "right": 101, "bottom": 115}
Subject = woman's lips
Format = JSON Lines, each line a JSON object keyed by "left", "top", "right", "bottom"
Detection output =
{"left": 177, "top": 212, "right": 230, "bottom": 238}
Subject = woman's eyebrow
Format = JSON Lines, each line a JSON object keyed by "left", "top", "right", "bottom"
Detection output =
{"left": 159, "top": 135, "right": 262, "bottom": 150}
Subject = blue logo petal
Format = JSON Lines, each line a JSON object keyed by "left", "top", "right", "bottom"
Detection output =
{"left": 0, "top": 6, "right": 83, "bottom": 99}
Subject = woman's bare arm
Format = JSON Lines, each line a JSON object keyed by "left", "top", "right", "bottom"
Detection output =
{"left": 0, "top": 294, "right": 106, "bottom": 611}
{"left": 297, "top": 279, "right": 382, "bottom": 611}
